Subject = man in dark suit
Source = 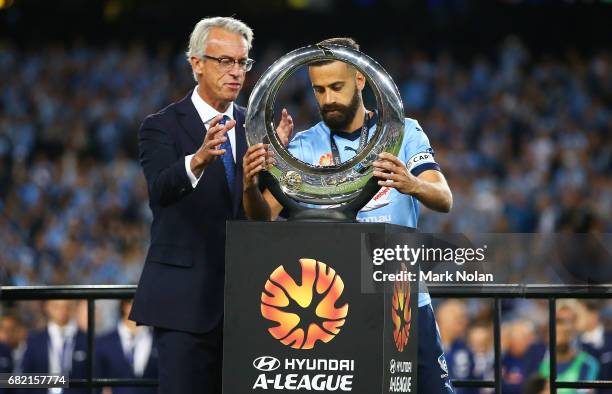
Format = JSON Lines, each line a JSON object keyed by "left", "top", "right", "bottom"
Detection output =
{"left": 129, "top": 16, "right": 258, "bottom": 394}
{"left": 0, "top": 341, "right": 12, "bottom": 394}
{"left": 578, "top": 300, "right": 612, "bottom": 394}
{"left": 19, "top": 300, "right": 88, "bottom": 394}
{"left": 96, "top": 301, "right": 157, "bottom": 394}
{"left": 0, "top": 313, "right": 28, "bottom": 373}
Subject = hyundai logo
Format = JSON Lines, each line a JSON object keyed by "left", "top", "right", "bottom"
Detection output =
{"left": 253, "top": 356, "right": 281, "bottom": 371}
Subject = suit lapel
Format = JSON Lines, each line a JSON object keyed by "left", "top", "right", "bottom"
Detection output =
{"left": 233, "top": 106, "right": 247, "bottom": 216}
{"left": 112, "top": 331, "right": 135, "bottom": 377}
{"left": 42, "top": 331, "right": 50, "bottom": 372}
{"left": 176, "top": 91, "right": 246, "bottom": 214}
{"left": 176, "top": 89, "right": 231, "bottom": 199}
{"left": 176, "top": 90, "right": 206, "bottom": 149}
{"left": 144, "top": 342, "right": 158, "bottom": 377}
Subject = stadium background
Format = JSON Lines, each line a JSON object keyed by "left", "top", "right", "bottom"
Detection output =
{"left": 0, "top": 0, "right": 610, "bottom": 393}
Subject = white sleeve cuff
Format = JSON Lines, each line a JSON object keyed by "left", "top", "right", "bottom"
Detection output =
{"left": 185, "top": 154, "right": 203, "bottom": 188}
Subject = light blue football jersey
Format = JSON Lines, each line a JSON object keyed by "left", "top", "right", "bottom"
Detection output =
{"left": 288, "top": 116, "right": 441, "bottom": 307}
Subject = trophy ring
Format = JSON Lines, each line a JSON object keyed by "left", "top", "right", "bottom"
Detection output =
{"left": 245, "top": 44, "right": 405, "bottom": 219}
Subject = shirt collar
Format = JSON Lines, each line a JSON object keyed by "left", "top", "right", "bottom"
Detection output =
{"left": 581, "top": 324, "right": 605, "bottom": 348}
{"left": 117, "top": 321, "right": 133, "bottom": 340}
{"left": 118, "top": 321, "right": 149, "bottom": 341}
{"left": 191, "top": 86, "right": 234, "bottom": 126}
{"left": 48, "top": 320, "right": 78, "bottom": 340}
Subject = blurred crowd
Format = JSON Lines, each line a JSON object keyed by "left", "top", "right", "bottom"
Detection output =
{"left": 0, "top": 37, "right": 609, "bottom": 287}
{"left": 402, "top": 39, "right": 611, "bottom": 235}
{"left": 0, "top": 298, "right": 610, "bottom": 393}
{"left": 0, "top": 300, "right": 157, "bottom": 394}
{"left": 0, "top": 36, "right": 610, "bottom": 392}
{"left": 433, "top": 298, "right": 612, "bottom": 394}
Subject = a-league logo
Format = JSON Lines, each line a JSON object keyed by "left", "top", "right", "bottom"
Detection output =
{"left": 260, "top": 258, "right": 349, "bottom": 350}
{"left": 392, "top": 263, "right": 411, "bottom": 352}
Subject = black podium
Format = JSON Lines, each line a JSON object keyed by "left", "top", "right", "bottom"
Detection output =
{"left": 222, "top": 221, "right": 418, "bottom": 393}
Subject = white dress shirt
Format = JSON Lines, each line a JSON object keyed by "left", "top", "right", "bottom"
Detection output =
{"left": 184, "top": 86, "right": 236, "bottom": 188}
{"left": 47, "top": 321, "right": 78, "bottom": 375}
{"left": 12, "top": 342, "right": 26, "bottom": 373}
{"left": 117, "top": 322, "right": 153, "bottom": 377}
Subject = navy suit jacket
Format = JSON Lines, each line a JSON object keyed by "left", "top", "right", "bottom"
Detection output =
{"left": 582, "top": 330, "right": 612, "bottom": 385}
{"left": 0, "top": 342, "right": 12, "bottom": 373}
{"left": 0, "top": 342, "right": 12, "bottom": 394}
{"left": 19, "top": 329, "right": 89, "bottom": 394}
{"left": 95, "top": 329, "right": 158, "bottom": 394}
{"left": 130, "top": 90, "right": 248, "bottom": 334}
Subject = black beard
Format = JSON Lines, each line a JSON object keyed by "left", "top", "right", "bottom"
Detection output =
{"left": 320, "top": 88, "right": 360, "bottom": 131}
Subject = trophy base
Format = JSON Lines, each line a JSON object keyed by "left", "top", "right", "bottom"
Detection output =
{"left": 289, "top": 208, "right": 359, "bottom": 222}
{"left": 263, "top": 172, "right": 381, "bottom": 223}
{"left": 223, "top": 221, "right": 419, "bottom": 394}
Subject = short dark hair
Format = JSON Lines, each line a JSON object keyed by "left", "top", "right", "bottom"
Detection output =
{"left": 0, "top": 311, "right": 24, "bottom": 326}
{"left": 580, "top": 300, "right": 602, "bottom": 313}
{"left": 311, "top": 37, "right": 360, "bottom": 67}
{"left": 317, "top": 37, "right": 360, "bottom": 51}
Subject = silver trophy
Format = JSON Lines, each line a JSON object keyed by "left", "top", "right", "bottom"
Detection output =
{"left": 245, "top": 44, "right": 404, "bottom": 221}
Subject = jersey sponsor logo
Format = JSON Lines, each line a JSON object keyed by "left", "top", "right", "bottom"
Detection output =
{"left": 358, "top": 214, "right": 392, "bottom": 223}
{"left": 373, "top": 187, "right": 391, "bottom": 201}
{"left": 360, "top": 187, "right": 392, "bottom": 212}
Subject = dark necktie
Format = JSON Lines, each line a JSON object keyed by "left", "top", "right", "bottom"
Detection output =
{"left": 125, "top": 334, "right": 135, "bottom": 376}
{"left": 59, "top": 333, "right": 71, "bottom": 374}
{"left": 218, "top": 115, "right": 235, "bottom": 196}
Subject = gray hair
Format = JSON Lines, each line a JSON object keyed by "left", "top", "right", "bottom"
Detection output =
{"left": 186, "top": 16, "right": 254, "bottom": 81}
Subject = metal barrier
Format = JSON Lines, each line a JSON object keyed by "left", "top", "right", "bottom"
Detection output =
{"left": 0, "top": 285, "right": 156, "bottom": 390}
{"left": 1, "top": 284, "right": 612, "bottom": 393}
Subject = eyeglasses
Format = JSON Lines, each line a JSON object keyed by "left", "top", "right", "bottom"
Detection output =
{"left": 202, "top": 54, "right": 255, "bottom": 72}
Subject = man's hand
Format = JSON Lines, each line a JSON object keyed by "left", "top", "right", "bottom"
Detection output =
{"left": 243, "top": 143, "right": 275, "bottom": 191}
{"left": 190, "top": 114, "right": 236, "bottom": 178}
{"left": 242, "top": 143, "right": 280, "bottom": 221}
{"left": 373, "top": 152, "right": 453, "bottom": 212}
{"left": 276, "top": 108, "right": 294, "bottom": 147}
{"left": 372, "top": 152, "right": 421, "bottom": 195}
